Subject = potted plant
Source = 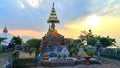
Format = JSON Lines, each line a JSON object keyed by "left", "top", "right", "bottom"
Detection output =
{"left": 70, "top": 47, "right": 78, "bottom": 57}
{"left": 86, "top": 49, "right": 95, "bottom": 57}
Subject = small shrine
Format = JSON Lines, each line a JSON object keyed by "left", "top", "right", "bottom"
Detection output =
{"left": 41, "top": 3, "right": 65, "bottom": 55}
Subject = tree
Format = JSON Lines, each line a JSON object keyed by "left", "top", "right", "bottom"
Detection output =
{"left": 10, "top": 36, "right": 23, "bottom": 45}
{"left": 26, "top": 39, "right": 41, "bottom": 52}
{"left": 9, "top": 36, "right": 23, "bottom": 49}
{"left": 73, "top": 39, "right": 81, "bottom": 45}
{"left": 79, "top": 30, "right": 116, "bottom": 48}
{"left": 87, "top": 37, "right": 97, "bottom": 46}
{"left": 99, "top": 37, "right": 115, "bottom": 47}
{"left": 79, "top": 30, "right": 93, "bottom": 41}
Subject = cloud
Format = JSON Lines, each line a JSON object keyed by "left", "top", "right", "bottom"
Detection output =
{"left": 108, "top": 0, "right": 115, "bottom": 4}
{"left": 99, "top": 0, "right": 120, "bottom": 15}
{"left": 17, "top": 0, "right": 42, "bottom": 9}
{"left": 101, "top": 4, "right": 120, "bottom": 15}
{"left": 26, "top": 0, "right": 42, "bottom": 8}
{"left": 18, "top": 1, "right": 25, "bottom": 9}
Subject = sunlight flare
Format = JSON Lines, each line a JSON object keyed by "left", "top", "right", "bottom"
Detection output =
{"left": 86, "top": 15, "right": 101, "bottom": 28}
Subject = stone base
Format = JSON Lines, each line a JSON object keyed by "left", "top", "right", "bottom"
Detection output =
{"left": 42, "top": 61, "right": 76, "bottom": 67}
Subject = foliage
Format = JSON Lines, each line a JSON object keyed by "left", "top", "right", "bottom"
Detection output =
{"left": 73, "top": 39, "right": 81, "bottom": 45}
{"left": 87, "top": 37, "right": 97, "bottom": 46}
{"left": 29, "top": 48, "right": 37, "bottom": 52}
{"left": 9, "top": 36, "right": 23, "bottom": 49}
{"left": 69, "top": 45, "right": 78, "bottom": 54}
{"left": 26, "top": 39, "right": 41, "bottom": 47}
{"left": 101, "top": 54, "right": 120, "bottom": 60}
{"left": 79, "top": 30, "right": 93, "bottom": 40}
{"left": 0, "top": 52, "right": 10, "bottom": 58}
{"left": 99, "top": 37, "right": 115, "bottom": 47}
{"left": 86, "top": 49, "right": 95, "bottom": 57}
{"left": 26, "top": 38, "right": 41, "bottom": 52}
{"left": 101, "top": 48, "right": 120, "bottom": 60}
{"left": 9, "top": 36, "right": 22, "bottom": 45}
{"left": 64, "top": 38, "right": 72, "bottom": 45}
{"left": 79, "top": 30, "right": 116, "bottom": 47}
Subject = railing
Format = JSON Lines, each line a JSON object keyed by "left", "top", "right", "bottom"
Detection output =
{"left": 101, "top": 48, "right": 120, "bottom": 60}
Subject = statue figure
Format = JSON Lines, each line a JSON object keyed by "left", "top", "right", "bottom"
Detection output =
{"left": 95, "top": 40, "right": 102, "bottom": 64}
{"left": 77, "top": 43, "right": 86, "bottom": 57}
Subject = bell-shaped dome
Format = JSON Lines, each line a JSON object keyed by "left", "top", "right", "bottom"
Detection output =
{"left": 3, "top": 26, "right": 8, "bottom": 33}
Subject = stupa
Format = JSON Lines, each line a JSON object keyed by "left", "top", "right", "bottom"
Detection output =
{"left": 41, "top": 3, "right": 65, "bottom": 55}
{"left": 0, "top": 25, "right": 13, "bottom": 46}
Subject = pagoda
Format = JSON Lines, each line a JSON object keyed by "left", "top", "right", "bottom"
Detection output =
{"left": 0, "top": 25, "right": 13, "bottom": 46}
{"left": 41, "top": 3, "right": 65, "bottom": 54}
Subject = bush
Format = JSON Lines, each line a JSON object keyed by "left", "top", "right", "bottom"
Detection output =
{"left": 101, "top": 54, "right": 120, "bottom": 60}
{"left": 70, "top": 47, "right": 78, "bottom": 54}
{"left": 86, "top": 49, "right": 95, "bottom": 57}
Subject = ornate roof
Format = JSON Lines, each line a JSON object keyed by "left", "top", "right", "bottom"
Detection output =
{"left": 47, "top": 3, "right": 60, "bottom": 23}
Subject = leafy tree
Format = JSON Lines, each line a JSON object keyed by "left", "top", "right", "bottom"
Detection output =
{"left": 26, "top": 39, "right": 41, "bottom": 52}
{"left": 65, "top": 38, "right": 72, "bottom": 45}
{"left": 73, "top": 39, "right": 81, "bottom": 45}
{"left": 9, "top": 36, "right": 23, "bottom": 49}
{"left": 10, "top": 36, "right": 22, "bottom": 45}
{"left": 69, "top": 44, "right": 78, "bottom": 56}
{"left": 99, "top": 37, "right": 115, "bottom": 47}
{"left": 79, "top": 30, "right": 116, "bottom": 48}
{"left": 79, "top": 30, "right": 93, "bottom": 41}
{"left": 87, "top": 37, "right": 97, "bottom": 46}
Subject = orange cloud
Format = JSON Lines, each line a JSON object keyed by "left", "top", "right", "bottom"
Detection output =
{"left": 8, "top": 29, "right": 45, "bottom": 39}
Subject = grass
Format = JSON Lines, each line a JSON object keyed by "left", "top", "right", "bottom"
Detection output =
{"left": 0, "top": 52, "right": 10, "bottom": 68}
{"left": 0, "top": 52, "right": 10, "bottom": 58}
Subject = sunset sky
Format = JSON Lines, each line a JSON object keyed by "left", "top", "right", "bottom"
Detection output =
{"left": 0, "top": 0, "right": 120, "bottom": 45}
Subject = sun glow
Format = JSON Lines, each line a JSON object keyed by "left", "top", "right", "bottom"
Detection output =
{"left": 86, "top": 15, "right": 100, "bottom": 28}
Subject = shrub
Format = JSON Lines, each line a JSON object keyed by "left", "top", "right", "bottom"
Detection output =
{"left": 86, "top": 49, "right": 95, "bottom": 57}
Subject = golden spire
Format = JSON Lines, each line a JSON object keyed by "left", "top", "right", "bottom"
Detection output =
{"left": 3, "top": 25, "right": 8, "bottom": 33}
{"left": 47, "top": 3, "right": 60, "bottom": 23}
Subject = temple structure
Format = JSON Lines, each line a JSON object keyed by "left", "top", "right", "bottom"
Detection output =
{"left": 41, "top": 3, "right": 65, "bottom": 55}
{"left": 0, "top": 25, "right": 13, "bottom": 46}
